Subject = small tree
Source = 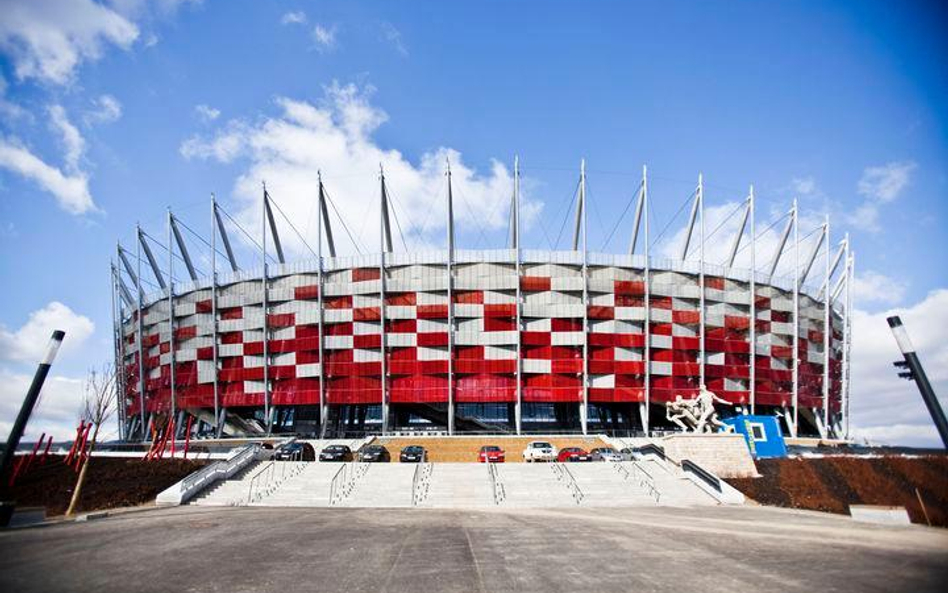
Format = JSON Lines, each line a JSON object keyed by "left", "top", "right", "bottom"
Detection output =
{"left": 65, "top": 364, "right": 117, "bottom": 517}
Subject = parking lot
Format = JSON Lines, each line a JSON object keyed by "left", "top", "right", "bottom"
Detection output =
{"left": 1, "top": 504, "right": 946, "bottom": 592}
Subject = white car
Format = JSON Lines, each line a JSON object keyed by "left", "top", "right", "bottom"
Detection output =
{"left": 522, "top": 441, "right": 557, "bottom": 462}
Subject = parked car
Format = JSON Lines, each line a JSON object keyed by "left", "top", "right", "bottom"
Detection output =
{"left": 590, "top": 447, "right": 623, "bottom": 462}
{"left": 273, "top": 442, "right": 306, "bottom": 461}
{"left": 399, "top": 445, "right": 427, "bottom": 463}
{"left": 557, "top": 447, "right": 591, "bottom": 462}
{"left": 619, "top": 447, "right": 636, "bottom": 461}
{"left": 319, "top": 444, "right": 352, "bottom": 462}
{"left": 359, "top": 444, "right": 390, "bottom": 463}
{"left": 522, "top": 441, "right": 557, "bottom": 462}
{"left": 478, "top": 445, "right": 505, "bottom": 463}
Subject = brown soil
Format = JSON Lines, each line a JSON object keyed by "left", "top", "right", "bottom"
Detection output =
{"left": 728, "top": 456, "right": 948, "bottom": 527}
{"left": 5, "top": 456, "right": 206, "bottom": 517}
{"left": 376, "top": 436, "right": 608, "bottom": 463}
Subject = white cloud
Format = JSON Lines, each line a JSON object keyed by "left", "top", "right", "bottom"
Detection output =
{"left": 848, "top": 289, "right": 948, "bottom": 448}
{"left": 180, "top": 82, "right": 540, "bottom": 255}
{"left": 380, "top": 21, "right": 407, "bottom": 56}
{"left": 0, "top": 301, "right": 95, "bottom": 364}
{"left": 0, "top": 369, "right": 87, "bottom": 442}
{"left": 656, "top": 198, "right": 825, "bottom": 283}
{"left": 48, "top": 104, "right": 86, "bottom": 171}
{"left": 790, "top": 176, "right": 817, "bottom": 196}
{"left": 281, "top": 11, "right": 307, "bottom": 25}
{"left": 84, "top": 93, "right": 122, "bottom": 125}
{"left": 0, "top": 73, "right": 29, "bottom": 121}
{"left": 0, "top": 137, "right": 95, "bottom": 214}
{"left": 848, "top": 161, "right": 917, "bottom": 232}
{"left": 0, "top": 0, "right": 139, "bottom": 85}
{"left": 852, "top": 270, "right": 907, "bottom": 306}
{"left": 312, "top": 24, "right": 337, "bottom": 52}
{"left": 194, "top": 103, "right": 221, "bottom": 122}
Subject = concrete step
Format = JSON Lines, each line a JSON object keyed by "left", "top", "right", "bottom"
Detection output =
{"left": 421, "top": 463, "right": 494, "bottom": 508}
{"left": 340, "top": 464, "right": 417, "bottom": 508}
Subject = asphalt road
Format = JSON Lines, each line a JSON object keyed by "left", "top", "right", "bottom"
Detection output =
{"left": 1, "top": 505, "right": 946, "bottom": 592}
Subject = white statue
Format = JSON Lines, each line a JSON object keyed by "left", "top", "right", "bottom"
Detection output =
{"left": 665, "top": 383, "right": 734, "bottom": 433}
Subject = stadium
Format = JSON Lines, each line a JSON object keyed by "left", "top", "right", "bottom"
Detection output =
{"left": 111, "top": 163, "right": 854, "bottom": 441}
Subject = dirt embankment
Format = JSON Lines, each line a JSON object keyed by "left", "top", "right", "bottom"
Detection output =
{"left": 5, "top": 456, "right": 206, "bottom": 517}
{"left": 728, "top": 456, "right": 948, "bottom": 527}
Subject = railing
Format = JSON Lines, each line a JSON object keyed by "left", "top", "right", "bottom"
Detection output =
{"left": 180, "top": 443, "right": 258, "bottom": 494}
{"left": 550, "top": 463, "right": 584, "bottom": 505}
{"left": 487, "top": 462, "right": 506, "bottom": 505}
{"left": 411, "top": 462, "right": 433, "bottom": 506}
{"left": 632, "top": 444, "right": 666, "bottom": 461}
{"left": 681, "top": 459, "right": 721, "bottom": 493}
{"left": 613, "top": 461, "right": 661, "bottom": 503}
{"left": 246, "top": 461, "right": 276, "bottom": 504}
{"left": 329, "top": 462, "right": 369, "bottom": 506}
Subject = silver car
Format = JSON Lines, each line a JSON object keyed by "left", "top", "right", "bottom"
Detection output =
{"left": 590, "top": 447, "right": 623, "bottom": 462}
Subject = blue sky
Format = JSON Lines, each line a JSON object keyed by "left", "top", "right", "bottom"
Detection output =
{"left": 0, "top": 0, "right": 946, "bottom": 445}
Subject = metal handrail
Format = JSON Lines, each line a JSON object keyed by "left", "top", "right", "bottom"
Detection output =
{"left": 551, "top": 463, "right": 584, "bottom": 505}
{"left": 681, "top": 459, "right": 722, "bottom": 493}
{"left": 246, "top": 460, "right": 275, "bottom": 504}
{"left": 181, "top": 443, "right": 258, "bottom": 493}
{"left": 328, "top": 462, "right": 349, "bottom": 506}
{"left": 411, "top": 462, "right": 433, "bottom": 506}
{"left": 629, "top": 461, "right": 661, "bottom": 503}
{"left": 487, "top": 462, "right": 506, "bottom": 505}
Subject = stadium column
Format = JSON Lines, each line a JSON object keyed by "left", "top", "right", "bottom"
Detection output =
{"left": 317, "top": 174, "right": 327, "bottom": 436}
{"left": 135, "top": 227, "right": 147, "bottom": 440}
{"left": 698, "top": 174, "right": 706, "bottom": 390}
{"left": 580, "top": 159, "right": 589, "bottom": 435}
{"left": 843, "top": 244, "right": 853, "bottom": 439}
{"left": 642, "top": 166, "right": 650, "bottom": 436}
{"left": 110, "top": 262, "right": 124, "bottom": 440}
{"left": 749, "top": 186, "right": 756, "bottom": 415}
{"left": 822, "top": 215, "right": 831, "bottom": 435}
{"left": 167, "top": 209, "right": 177, "bottom": 442}
{"left": 379, "top": 167, "right": 390, "bottom": 434}
{"left": 211, "top": 196, "right": 221, "bottom": 437}
{"left": 791, "top": 199, "right": 799, "bottom": 437}
{"left": 262, "top": 185, "right": 271, "bottom": 434}
{"left": 446, "top": 160, "right": 455, "bottom": 435}
{"left": 514, "top": 156, "right": 523, "bottom": 435}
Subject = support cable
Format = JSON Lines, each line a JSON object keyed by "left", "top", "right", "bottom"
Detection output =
{"left": 650, "top": 188, "right": 696, "bottom": 250}
{"left": 268, "top": 192, "right": 319, "bottom": 258}
{"left": 322, "top": 187, "right": 366, "bottom": 255}
{"left": 600, "top": 180, "right": 643, "bottom": 251}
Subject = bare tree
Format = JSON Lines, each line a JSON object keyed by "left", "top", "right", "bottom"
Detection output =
{"left": 65, "top": 364, "right": 117, "bottom": 517}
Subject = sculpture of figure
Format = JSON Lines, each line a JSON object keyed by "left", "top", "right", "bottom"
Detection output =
{"left": 694, "top": 383, "right": 734, "bottom": 433}
{"left": 666, "top": 395, "right": 700, "bottom": 431}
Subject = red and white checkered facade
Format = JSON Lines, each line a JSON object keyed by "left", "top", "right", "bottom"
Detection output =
{"left": 118, "top": 249, "right": 843, "bottom": 432}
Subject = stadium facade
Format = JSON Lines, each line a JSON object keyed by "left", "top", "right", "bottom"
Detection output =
{"left": 111, "top": 163, "right": 854, "bottom": 440}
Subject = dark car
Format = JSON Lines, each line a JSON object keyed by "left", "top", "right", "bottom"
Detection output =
{"left": 319, "top": 445, "right": 352, "bottom": 462}
{"left": 557, "top": 447, "right": 591, "bottom": 462}
{"left": 273, "top": 442, "right": 305, "bottom": 461}
{"left": 359, "top": 444, "right": 391, "bottom": 462}
{"left": 399, "top": 445, "right": 427, "bottom": 463}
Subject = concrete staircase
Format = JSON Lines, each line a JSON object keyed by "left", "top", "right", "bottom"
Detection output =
{"left": 190, "top": 459, "right": 269, "bottom": 506}
{"left": 420, "top": 464, "right": 494, "bottom": 508}
{"left": 249, "top": 462, "right": 339, "bottom": 507}
{"left": 635, "top": 458, "right": 718, "bottom": 506}
{"left": 339, "top": 463, "right": 417, "bottom": 507}
{"left": 565, "top": 463, "right": 661, "bottom": 506}
{"left": 496, "top": 463, "right": 576, "bottom": 507}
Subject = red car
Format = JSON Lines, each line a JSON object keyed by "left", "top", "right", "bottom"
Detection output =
{"left": 557, "top": 447, "right": 591, "bottom": 462}
{"left": 478, "top": 445, "right": 505, "bottom": 463}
